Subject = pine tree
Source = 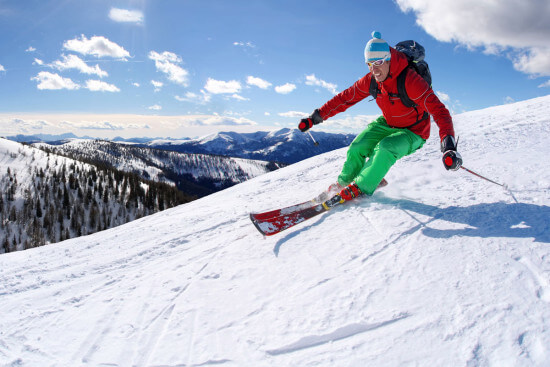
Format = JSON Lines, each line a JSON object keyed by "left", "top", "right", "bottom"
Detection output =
{"left": 2, "top": 237, "right": 9, "bottom": 253}
{"left": 36, "top": 197, "right": 43, "bottom": 218}
{"left": 103, "top": 186, "right": 109, "bottom": 203}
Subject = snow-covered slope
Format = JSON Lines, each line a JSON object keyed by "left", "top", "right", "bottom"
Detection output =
{"left": 1, "top": 95, "right": 550, "bottom": 366}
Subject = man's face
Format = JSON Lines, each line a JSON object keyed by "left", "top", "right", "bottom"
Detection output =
{"left": 369, "top": 59, "right": 390, "bottom": 82}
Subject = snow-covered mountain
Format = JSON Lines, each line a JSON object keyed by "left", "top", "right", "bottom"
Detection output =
{"left": 1, "top": 95, "right": 550, "bottom": 366}
{"left": 35, "top": 140, "right": 285, "bottom": 197}
{"left": 10, "top": 128, "right": 356, "bottom": 165}
{"left": 146, "top": 128, "right": 355, "bottom": 164}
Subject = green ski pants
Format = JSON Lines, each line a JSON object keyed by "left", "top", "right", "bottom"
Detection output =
{"left": 338, "top": 116, "right": 426, "bottom": 195}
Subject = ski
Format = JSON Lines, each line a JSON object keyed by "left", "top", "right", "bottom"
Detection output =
{"left": 249, "top": 178, "right": 388, "bottom": 236}
{"left": 249, "top": 199, "right": 316, "bottom": 221}
{"left": 250, "top": 194, "right": 346, "bottom": 236}
{"left": 250, "top": 178, "right": 388, "bottom": 222}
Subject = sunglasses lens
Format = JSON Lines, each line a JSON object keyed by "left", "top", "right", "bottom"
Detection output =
{"left": 368, "top": 57, "right": 387, "bottom": 67}
{"left": 374, "top": 60, "right": 382, "bottom": 66}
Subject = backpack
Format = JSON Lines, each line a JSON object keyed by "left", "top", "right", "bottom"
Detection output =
{"left": 369, "top": 40, "right": 432, "bottom": 109}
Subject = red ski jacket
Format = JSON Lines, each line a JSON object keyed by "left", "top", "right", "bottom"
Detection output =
{"left": 318, "top": 47, "right": 454, "bottom": 141}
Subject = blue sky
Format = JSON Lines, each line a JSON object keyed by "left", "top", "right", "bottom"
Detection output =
{"left": 0, "top": 0, "right": 549, "bottom": 139}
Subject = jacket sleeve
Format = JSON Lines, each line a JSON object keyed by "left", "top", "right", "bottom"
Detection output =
{"left": 406, "top": 69, "right": 455, "bottom": 140}
{"left": 318, "top": 74, "right": 371, "bottom": 120}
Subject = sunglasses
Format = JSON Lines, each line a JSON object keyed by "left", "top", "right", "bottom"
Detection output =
{"left": 367, "top": 56, "right": 389, "bottom": 68}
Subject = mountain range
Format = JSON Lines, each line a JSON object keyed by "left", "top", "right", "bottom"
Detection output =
{"left": 10, "top": 128, "right": 356, "bottom": 164}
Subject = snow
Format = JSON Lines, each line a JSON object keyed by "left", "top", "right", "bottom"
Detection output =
{"left": 1, "top": 95, "right": 550, "bottom": 366}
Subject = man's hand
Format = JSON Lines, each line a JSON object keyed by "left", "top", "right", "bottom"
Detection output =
{"left": 298, "top": 109, "right": 323, "bottom": 132}
{"left": 441, "top": 135, "right": 462, "bottom": 170}
{"left": 443, "top": 150, "right": 462, "bottom": 171}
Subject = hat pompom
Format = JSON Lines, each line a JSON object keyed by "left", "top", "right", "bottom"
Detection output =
{"left": 371, "top": 31, "right": 382, "bottom": 39}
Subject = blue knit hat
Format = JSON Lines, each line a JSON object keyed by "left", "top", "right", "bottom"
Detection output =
{"left": 364, "top": 31, "right": 391, "bottom": 63}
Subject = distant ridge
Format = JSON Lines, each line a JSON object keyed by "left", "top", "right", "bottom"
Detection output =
{"left": 10, "top": 128, "right": 356, "bottom": 164}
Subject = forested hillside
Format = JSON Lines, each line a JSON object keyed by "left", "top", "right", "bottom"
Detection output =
{"left": 36, "top": 139, "right": 285, "bottom": 197}
{"left": 1, "top": 139, "right": 192, "bottom": 253}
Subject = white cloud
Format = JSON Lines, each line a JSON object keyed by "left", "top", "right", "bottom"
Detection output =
{"left": 57, "top": 119, "right": 149, "bottom": 131}
{"left": 151, "top": 80, "right": 163, "bottom": 92}
{"left": 31, "top": 71, "right": 80, "bottom": 90}
{"left": 233, "top": 41, "right": 255, "bottom": 48}
{"left": 278, "top": 111, "right": 309, "bottom": 118}
{"left": 85, "top": 80, "right": 120, "bottom": 92}
{"left": 0, "top": 64, "right": 5, "bottom": 72}
{"left": 435, "top": 90, "right": 463, "bottom": 114}
{"left": 275, "top": 83, "right": 296, "bottom": 94}
{"left": 246, "top": 76, "right": 272, "bottom": 89}
{"left": 512, "top": 48, "right": 550, "bottom": 76}
{"left": 204, "top": 78, "right": 241, "bottom": 94}
{"left": 63, "top": 35, "right": 131, "bottom": 59}
{"left": 181, "top": 115, "right": 257, "bottom": 127}
{"left": 25, "top": 46, "right": 36, "bottom": 52}
{"left": 72, "top": 121, "right": 126, "bottom": 131}
{"left": 305, "top": 74, "right": 338, "bottom": 94}
{"left": 132, "top": 82, "right": 140, "bottom": 87}
{"left": 230, "top": 94, "right": 249, "bottom": 101}
{"left": 33, "top": 58, "right": 44, "bottom": 66}
{"left": 175, "top": 91, "right": 211, "bottom": 104}
{"left": 319, "top": 115, "right": 379, "bottom": 133}
{"left": 395, "top": 0, "right": 550, "bottom": 76}
{"left": 436, "top": 91, "right": 450, "bottom": 103}
{"left": 538, "top": 80, "right": 550, "bottom": 88}
{"left": 148, "top": 104, "right": 162, "bottom": 111}
{"left": 50, "top": 54, "right": 108, "bottom": 78}
{"left": 109, "top": 8, "right": 144, "bottom": 23}
{"left": 0, "top": 113, "right": 264, "bottom": 137}
{"left": 0, "top": 118, "right": 50, "bottom": 133}
{"left": 148, "top": 51, "right": 189, "bottom": 86}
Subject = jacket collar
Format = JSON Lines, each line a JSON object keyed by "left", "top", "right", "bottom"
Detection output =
{"left": 384, "top": 47, "right": 408, "bottom": 84}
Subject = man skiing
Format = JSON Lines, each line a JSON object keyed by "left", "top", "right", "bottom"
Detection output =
{"left": 298, "top": 31, "right": 462, "bottom": 202}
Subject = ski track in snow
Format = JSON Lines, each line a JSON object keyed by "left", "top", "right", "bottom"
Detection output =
{"left": 1, "top": 95, "right": 550, "bottom": 366}
{"left": 265, "top": 312, "right": 410, "bottom": 356}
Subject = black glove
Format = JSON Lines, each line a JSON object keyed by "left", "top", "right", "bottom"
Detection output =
{"left": 441, "top": 136, "right": 462, "bottom": 171}
{"left": 440, "top": 135, "right": 457, "bottom": 152}
{"left": 298, "top": 109, "right": 323, "bottom": 132}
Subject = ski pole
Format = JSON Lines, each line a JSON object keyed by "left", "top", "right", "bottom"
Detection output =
{"left": 307, "top": 131, "right": 319, "bottom": 146}
{"left": 460, "top": 165, "right": 518, "bottom": 203}
{"left": 460, "top": 166, "right": 505, "bottom": 187}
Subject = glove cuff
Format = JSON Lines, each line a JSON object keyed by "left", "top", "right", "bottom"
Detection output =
{"left": 440, "top": 135, "right": 457, "bottom": 153}
{"left": 311, "top": 109, "right": 324, "bottom": 125}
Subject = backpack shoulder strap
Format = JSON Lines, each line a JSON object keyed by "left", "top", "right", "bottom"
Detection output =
{"left": 369, "top": 75, "right": 379, "bottom": 99}
{"left": 396, "top": 66, "right": 416, "bottom": 108}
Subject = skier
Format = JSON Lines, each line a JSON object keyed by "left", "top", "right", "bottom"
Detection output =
{"left": 298, "top": 31, "right": 462, "bottom": 202}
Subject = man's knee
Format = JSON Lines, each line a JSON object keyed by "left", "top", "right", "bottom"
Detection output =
{"left": 376, "top": 140, "right": 401, "bottom": 159}
{"left": 376, "top": 134, "right": 411, "bottom": 159}
{"left": 347, "top": 144, "right": 370, "bottom": 160}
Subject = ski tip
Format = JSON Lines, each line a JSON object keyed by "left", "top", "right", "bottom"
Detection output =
{"left": 249, "top": 213, "right": 268, "bottom": 237}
